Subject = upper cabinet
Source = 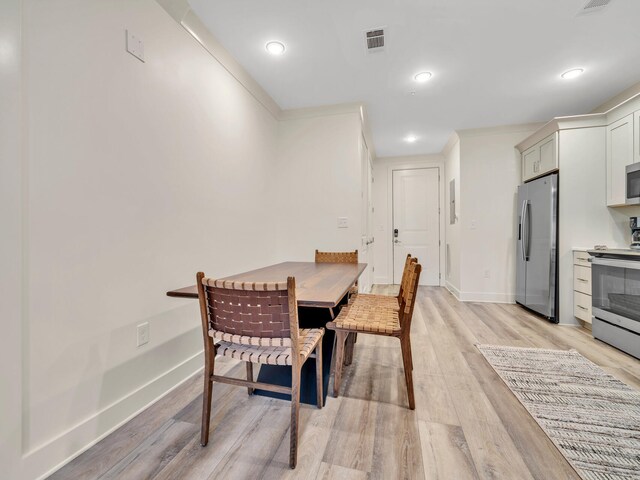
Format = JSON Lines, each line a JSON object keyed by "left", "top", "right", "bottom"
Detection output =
{"left": 606, "top": 114, "right": 634, "bottom": 207}
{"left": 522, "top": 132, "right": 558, "bottom": 182}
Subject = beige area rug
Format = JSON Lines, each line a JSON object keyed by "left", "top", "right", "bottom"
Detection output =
{"left": 476, "top": 344, "right": 640, "bottom": 480}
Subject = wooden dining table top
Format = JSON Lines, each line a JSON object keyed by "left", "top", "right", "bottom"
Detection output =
{"left": 166, "top": 261, "right": 367, "bottom": 308}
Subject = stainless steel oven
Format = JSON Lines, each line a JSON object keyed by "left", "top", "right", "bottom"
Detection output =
{"left": 626, "top": 162, "right": 640, "bottom": 205}
{"left": 591, "top": 253, "right": 640, "bottom": 358}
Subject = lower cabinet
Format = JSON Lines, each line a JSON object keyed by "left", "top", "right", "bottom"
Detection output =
{"left": 573, "top": 250, "right": 592, "bottom": 324}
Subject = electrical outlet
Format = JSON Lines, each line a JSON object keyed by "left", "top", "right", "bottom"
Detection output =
{"left": 337, "top": 217, "right": 348, "bottom": 228}
{"left": 137, "top": 322, "right": 149, "bottom": 347}
{"left": 483, "top": 270, "right": 490, "bottom": 279}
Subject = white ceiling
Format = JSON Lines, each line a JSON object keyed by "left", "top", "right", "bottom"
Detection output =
{"left": 188, "top": 0, "right": 640, "bottom": 157}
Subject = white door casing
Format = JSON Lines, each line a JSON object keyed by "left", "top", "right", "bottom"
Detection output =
{"left": 360, "top": 135, "right": 374, "bottom": 292}
{"left": 392, "top": 168, "right": 440, "bottom": 286}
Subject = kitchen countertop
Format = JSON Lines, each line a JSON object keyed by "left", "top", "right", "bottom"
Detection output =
{"left": 588, "top": 248, "right": 640, "bottom": 258}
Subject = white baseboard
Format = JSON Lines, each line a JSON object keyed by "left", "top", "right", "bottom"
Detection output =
{"left": 445, "top": 282, "right": 461, "bottom": 300}
{"left": 26, "top": 351, "right": 204, "bottom": 480}
{"left": 459, "top": 291, "right": 515, "bottom": 304}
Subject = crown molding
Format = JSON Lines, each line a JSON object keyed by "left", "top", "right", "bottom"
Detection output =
{"left": 441, "top": 132, "right": 460, "bottom": 157}
{"left": 279, "top": 102, "right": 364, "bottom": 121}
{"left": 156, "top": 0, "right": 282, "bottom": 120}
{"left": 456, "top": 122, "right": 543, "bottom": 139}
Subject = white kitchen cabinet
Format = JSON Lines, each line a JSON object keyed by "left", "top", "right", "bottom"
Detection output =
{"left": 606, "top": 113, "right": 634, "bottom": 206}
{"left": 573, "top": 250, "right": 592, "bottom": 325}
{"left": 522, "top": 132, "right": 558, "bottom": 182}
{"left": 522, "top": 145, "right": 539, "bottom": 182}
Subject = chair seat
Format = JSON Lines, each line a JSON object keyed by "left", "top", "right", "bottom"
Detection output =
{"left": 327, "top": 303, "right": 401, "bottom": 335}
{"left": 214, "top": 328, "right": 323, "bottom": 366}
{"left": 349, "top": 293, "right": 399, "bottom": 310}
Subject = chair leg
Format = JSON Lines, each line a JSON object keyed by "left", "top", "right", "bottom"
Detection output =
{"left": 344, "top": 333, "right": 355, "bottom": 366}
{"left": 400, "top": 335, "right": 415, "bottom": 410}
{"left": 290, "top": 366, "right": 301, "bottom": 469}
{"left": 315, "top": 340, "right": 323, "bottom": 409}
{"left": 333, "top": 331, "right": 347, "bottom": 398}
{"left": 200, "top": 344, "right": 215, "bottom": 446}
{"left": 246, "top": 362, "right": 254, "bottom": 395}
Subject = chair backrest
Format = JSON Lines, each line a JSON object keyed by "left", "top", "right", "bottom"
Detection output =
{"left": 398, "top": 262, "right": 422, "bottom": 332}
{"left": 315, "top": 249, "right": 358, "bottom": 264}
{"left": 196, "top": 273, "right": 300, "bottom": 353}
{"left": 397, "top": 254, "right": 418, "bottom": 301}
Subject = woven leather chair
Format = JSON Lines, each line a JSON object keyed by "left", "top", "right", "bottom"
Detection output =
{"left": 196, "top": 272, "right": 324, "bottom": 469}
{"left": 327, "top": 261, "right": 422, "bottom": 409}
{"left": 348, "top": 254, "right": 417, "bottom": 311}
{"left": 314, "top": 249, "right": 359, "bottom": 300}
{"left": 314, "top": 249, "right": 359, "bottom": 364}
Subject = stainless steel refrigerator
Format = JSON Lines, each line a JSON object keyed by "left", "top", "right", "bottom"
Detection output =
{"left": 516, "top": 173, "right": 558, "bottom": 322}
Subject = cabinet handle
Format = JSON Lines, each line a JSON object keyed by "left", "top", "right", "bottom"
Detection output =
{"left": 576, "top": 278, "right": 589, "bottom": 283}
{"left": 576, "top": 305, "right": 588, "bottom": 311}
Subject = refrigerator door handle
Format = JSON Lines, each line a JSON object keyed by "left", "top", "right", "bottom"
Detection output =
{"left": 520, "top": 200, "right": 527, "bottom": 262}
{"left": 522, "top": 200, "right": 531, "bottom": 262}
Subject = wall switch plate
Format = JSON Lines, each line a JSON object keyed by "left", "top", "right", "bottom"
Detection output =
{"left": 337, "top": 217, "right": 348, "bottom": 228}
{"left": 483, "top": 270, "right": 490, "bottom": 279}
{"left": 126, "top": 29, "right": 145, "bottom": 62}
{"left": 137, "top": 322, "right": 149, "bottom": 347}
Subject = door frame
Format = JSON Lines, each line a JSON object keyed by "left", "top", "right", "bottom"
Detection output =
{"left": 386, "top": 162, "right": 445, "bottom": 286}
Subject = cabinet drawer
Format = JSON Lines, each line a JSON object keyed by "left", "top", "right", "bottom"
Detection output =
{"left": 574, "top": 291, "right": 592, "bottom": 323}
{"left": 574, "top": 265, "right": 592, "bottom": 294}
{"left": 573, "top": 251, "right": 591, "bottom": 266}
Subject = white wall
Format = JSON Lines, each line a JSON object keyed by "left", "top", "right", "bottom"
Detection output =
{"left": 0, "top": 0, "right": 24, "bottom": 478}
{"left": 557, "top": 127, "right": 640, "bottom": 324}
{"left": 443, "top": 136, "right": 461, "bottom": 296}
{"left": 21, "top": 0, "right": 278, "bottom": 477}
{"left": 457, "top": 125, "right": 540, "bottom": 302}
{"left": 372, "top": 154, "right": 445, "bottom": 285}
{"left": 276, "top": 112, "right": 362, "bottom": 262}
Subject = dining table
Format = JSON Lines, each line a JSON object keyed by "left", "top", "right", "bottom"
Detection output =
{"left": 167, "top": 261, "right": 367, "bottom": 405}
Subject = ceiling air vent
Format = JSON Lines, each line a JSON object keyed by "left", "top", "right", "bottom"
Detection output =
{"left": 578, "top": 0, "right": 613, "bottom": 15}
{"left": 365, "top": 28, "right": 385, "bottom": 53}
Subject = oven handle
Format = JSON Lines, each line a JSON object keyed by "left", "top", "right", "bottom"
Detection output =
{"left": 591, "top": 257, "right": 640, "bottom": 270}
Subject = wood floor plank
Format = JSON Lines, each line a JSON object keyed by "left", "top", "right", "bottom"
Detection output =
{"left": 98, "top": 419, "right": 197, "bottom": 480}
{"left": 369, "top": 378, "right": 425, "bottom": 480}
{"left": 418, "top": 421, "right": 480, "bottom": 480}
{"left": 321, "top": 396, "right": 377, "bottom": 473}
{"left": 315, "top": 462, "right": 370, "bottom": 480}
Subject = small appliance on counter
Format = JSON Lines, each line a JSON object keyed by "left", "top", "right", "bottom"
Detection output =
{"left": 631, "top": 217, "right": 640, "bottom": 250}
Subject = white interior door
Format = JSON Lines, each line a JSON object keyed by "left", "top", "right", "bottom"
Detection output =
{"left": 392, "top": 168, "right": 440, "bottom": 285}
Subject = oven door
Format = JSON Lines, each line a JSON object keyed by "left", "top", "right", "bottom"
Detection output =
{"left": 592, "top": 257, "right": 640, "bottom": 334}
{"left": 626, "top": 163, "right": 640, "bottom": 205}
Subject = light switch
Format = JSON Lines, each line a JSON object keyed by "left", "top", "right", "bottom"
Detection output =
{"left": 337, "top": 217, "right": 348, "bottom": 228}
{"left": 126, "top": 29, "right": 145, "bottom": 62}
{"left": 137, "top": 322, "right": 149, "bottom": 347}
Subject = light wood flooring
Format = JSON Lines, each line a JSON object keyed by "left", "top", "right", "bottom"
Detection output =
{"left": 49, "top": 286, "right": 640, "bottom": 480}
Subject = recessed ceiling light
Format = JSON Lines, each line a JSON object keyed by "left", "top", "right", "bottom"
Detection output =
{"left": 265, "top": 41, "right": 286, "bottom": 56}
{"left": 414, "top": 72, "right": 432, "bottom": 83}
{"left": 404, "top": 135, "right": 418, "bottom": 143}
{"left": 561, "top": 68, "right": 584, "bottom": 80}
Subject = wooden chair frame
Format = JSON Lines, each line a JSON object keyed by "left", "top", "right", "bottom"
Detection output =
{"left": 329, "top": 262, "right": 422, "bottom": 409}
{"left": 314, "top": 249, "right": 359, "bottom": 366}
{"left": 196, "top": 272, "right": 323, "bottom": 469}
